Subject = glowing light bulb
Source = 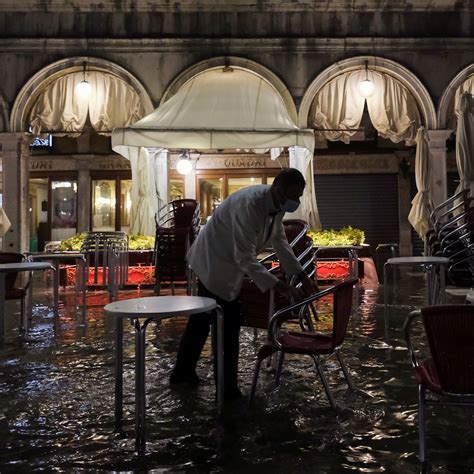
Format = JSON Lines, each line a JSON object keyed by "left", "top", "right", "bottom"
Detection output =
{"left": 75, "top": 80, "right": 91, "bottom": 99}
{"left": 358, "top": 79, "right": 375, "bottom": 98}
{"left": 176, "top": 158, "right": 192, "bottom": 175}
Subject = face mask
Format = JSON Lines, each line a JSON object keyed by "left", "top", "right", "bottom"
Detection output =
{"left": 281, "top": 198, "right": 300, "bottom": 213}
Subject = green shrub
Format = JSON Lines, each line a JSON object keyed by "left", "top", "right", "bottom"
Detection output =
{"left": 58, "top": 233, "right": 155, "bottom": 251}
{"left": 308, "top": 226, "right": 365, "bottom": 247}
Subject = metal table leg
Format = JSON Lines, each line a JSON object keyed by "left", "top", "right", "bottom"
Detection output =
{"left": 0, "top": 274, "right": 5, "bottom": 347}
{"left": 134, "top": 319, "right": 147, "bottom": 455}
{"left": 213, "top": 305, "right": 224, "bottom": 415}
{"left": 384, "top": 262, "right": 390, "bottom": 340}
{"left": 439, "top": 264, "right": 446, "bottom": 304}
{"left": 53, "top": 262, "right": 59, "bottom": 317}
{"left": 114, "top": 317, "right": 124, "bottom": 433}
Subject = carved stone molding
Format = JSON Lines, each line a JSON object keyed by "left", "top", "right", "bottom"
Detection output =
{"left": 0, "top": 1, "right": 470, "bottom": 12}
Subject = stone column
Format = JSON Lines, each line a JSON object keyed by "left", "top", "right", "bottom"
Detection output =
{"left": 427, "top": 130, "right": 452, "bottom": 207}
{"left": 76, "top": 160, "right": 91, "bottom": 233}
{"left": 0, "top": 133, "right": 30, "bottom": 252}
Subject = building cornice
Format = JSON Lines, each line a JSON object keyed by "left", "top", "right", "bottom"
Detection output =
{"left": 0, "top": 1, "right": 471, "bottom": 12}
{"left": 1, "top": 37, "right": 474, "bottom": 53}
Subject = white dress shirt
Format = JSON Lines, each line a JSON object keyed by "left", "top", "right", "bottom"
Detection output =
{"left": 187, "top": 185, "right": 304, "bottom": 301}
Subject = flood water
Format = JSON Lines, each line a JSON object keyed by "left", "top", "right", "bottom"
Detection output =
{"left": 1, "top": 273, "right": 473, "bottom": 473}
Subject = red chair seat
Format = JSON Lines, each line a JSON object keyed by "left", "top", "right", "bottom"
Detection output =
{"left": 414, "top": 359, "right": 442, "bottom": 394}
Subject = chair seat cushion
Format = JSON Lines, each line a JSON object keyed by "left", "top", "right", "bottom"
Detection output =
{"left": 5, "top": 288, "right": 26, "bottom": 300}
{"left": 281, "top": 332, "right": 334, "bottom": 354}
{"left": 415, "top": 359, "right": 442, "bottom": 393}
{"left": 256, "top": 332, "right": 334, "bottom": 360}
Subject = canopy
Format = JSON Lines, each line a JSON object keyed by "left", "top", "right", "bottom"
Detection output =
{"left": 112, "top": 67, "right": 319, "bottom": 232}
{"left": 112, "top": 68, "right": 314, "bottom": 154}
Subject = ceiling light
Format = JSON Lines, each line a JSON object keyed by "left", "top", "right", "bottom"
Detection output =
{"left": 358, "top": 60, "right": 375, "bottom": 98}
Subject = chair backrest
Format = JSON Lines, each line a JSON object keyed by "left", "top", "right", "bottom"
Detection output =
{"left": 283, "top": 219, "right": 308, "bottom": 247}
{"left": 0, "top": 252, "right": 24, "bottom": 291}
{"left": 172, "top": 199, "right": 199, "bottom": 229}
{"left": 332, "top": 277, "right": 357, "bottom": 348}
{"left": 421, "top": 305, "right": 474, "bottom": 394}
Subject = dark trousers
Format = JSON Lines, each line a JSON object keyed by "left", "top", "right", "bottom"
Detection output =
{"left": 174, "top": 282, "right": 241, "bottom": 392}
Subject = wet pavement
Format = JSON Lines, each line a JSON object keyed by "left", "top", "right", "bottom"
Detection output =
{"left": 0, "top": 273, "right": 473, "bottom": 473}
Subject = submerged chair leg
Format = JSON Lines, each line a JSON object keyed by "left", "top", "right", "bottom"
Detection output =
{"left": 275, "top": 351, "right": 285, "bottom": 386}
{"left": 335, "top": 350, "right": 356, "bottom": 391}
{"left": 20, "top": 297, "right": 26, "bottom": 332}
{"left": 418, "top": 384, "right": 427, "bottom": 463}
{"left": 248, "top": 358, "right": 264, "bottom": 405}
{"left": 311, "top": 354, "right": 338, "bottom": 410}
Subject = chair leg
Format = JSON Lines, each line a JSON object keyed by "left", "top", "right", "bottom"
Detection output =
{"left": 274, "top": 351, "right": 285, "bottom": 386}
{"left": 418, "top": 384, "right": 427, "bottom": 463}
{"left": 311, "top": 354, "right": 338, "bottom": 410}
{"left": 335, "top": 350, "right": 356, "bottom": 391}
{"left": 20, "top": 297, "right": 26, "bottom": 332}
{"left": 248, "top": 357, "right": 264, "bottom": 406}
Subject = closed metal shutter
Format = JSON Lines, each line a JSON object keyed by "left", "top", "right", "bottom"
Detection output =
{"left": 314, "top": 174, "right": 399, "bottom": 249}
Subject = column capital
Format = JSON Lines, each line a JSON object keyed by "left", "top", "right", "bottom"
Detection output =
{"left": 426, "top": 129, "right": 454, "bottom": 150}
{"left": 0, "top": 132, "right": 32, "bottom": 152}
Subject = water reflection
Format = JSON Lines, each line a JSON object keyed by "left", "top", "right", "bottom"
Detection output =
{"left": 0, "top": 277, "right": 472, "bottom": 472}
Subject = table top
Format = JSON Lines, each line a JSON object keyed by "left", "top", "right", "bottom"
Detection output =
{"left": 28, "top": 252, "right": 85, "bottom": 260}
{"left": 0, "top": 261, "right": 54, "bottom": 272}
{"left": 386, "top": 256, "right": 449, "bottom": 265}
{"left": 104, "top": 296, "right": 217, "bottom": 319}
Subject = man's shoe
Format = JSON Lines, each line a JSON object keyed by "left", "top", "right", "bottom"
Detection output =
{"left": 169, "top": 370, "right": 201, "bottom": 387}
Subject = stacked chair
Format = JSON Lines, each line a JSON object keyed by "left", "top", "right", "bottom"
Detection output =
{"left": 240, "top": 219, "right": 315, "bottom": 330}
{"left": 425, "top": 189, "right": 474, "bottom": 287}
{"left": 80, "top": 231, "right": 129, "bottom": 301}
{"left": 154, "top": 199, "right": 200, "bottom": 295}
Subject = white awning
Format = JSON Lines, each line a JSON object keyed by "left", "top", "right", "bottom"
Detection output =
{"left": 112, "top": 67, "right": 320, "bottom": 231}
{"left": 112, "top": 67, "right": 314, "bottom": 155}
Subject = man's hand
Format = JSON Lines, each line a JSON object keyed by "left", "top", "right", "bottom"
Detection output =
{"left": 274, "top": 280, "right": 305, "bottom": 302}
{"left": 299, "top": 274, "right": 319, "bottom": 297}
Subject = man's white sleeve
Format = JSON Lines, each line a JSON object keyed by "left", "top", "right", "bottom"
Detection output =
{"left": 232, "top": 208, "right": 279, "bottom": 293}
{"left": 271, "top": 219, "right": 304, "bottom": 277}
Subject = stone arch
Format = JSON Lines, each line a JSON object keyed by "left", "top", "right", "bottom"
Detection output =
{"left": 299, "top": 55, "right": 437, "bottom": 130}
{"left": 160, "top": 56, "right": 298, "bottom": 124}
{"left": 10, "top": 56, "right": 154, "bottom": 133}
{"left": 438, "top": 63, "right": 474, "bottom": 129}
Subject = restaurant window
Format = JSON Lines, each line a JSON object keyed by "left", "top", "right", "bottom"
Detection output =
{"left": 92, "top": 180, "right": 116, "bottom": 231}
{"left": 228, "top": 176, "right": 263, "bottom": 196}
{"left": 90, "top": 172, "right": 132, "bottom": 232}
{"left": 120, "top": 180, "right": 132, "bottom": 233}
{"left": 51, "top": 180, "right": 78, "bottom": 241}
{"left": 197, "top": 171, "right": 278, "bottom": 220}
{"left": 170, "top": 178, "right": 185, "bottom": 201}
{"left": 198, "top": 177, "right": 224, "bottom": 220}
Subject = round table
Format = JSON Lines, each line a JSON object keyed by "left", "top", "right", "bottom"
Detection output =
{"left": 383, "top": 256, "right": 449, "bottom": 339}
{"left": 104, "top": 295, "right": 223, "bottom": 455}
{"left": 0, "top": 261, "right": 55, "bottom": 345}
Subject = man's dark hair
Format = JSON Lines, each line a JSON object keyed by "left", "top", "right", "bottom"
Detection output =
{"left": 272, "top": 168, "right": 306, "bottom": 189}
